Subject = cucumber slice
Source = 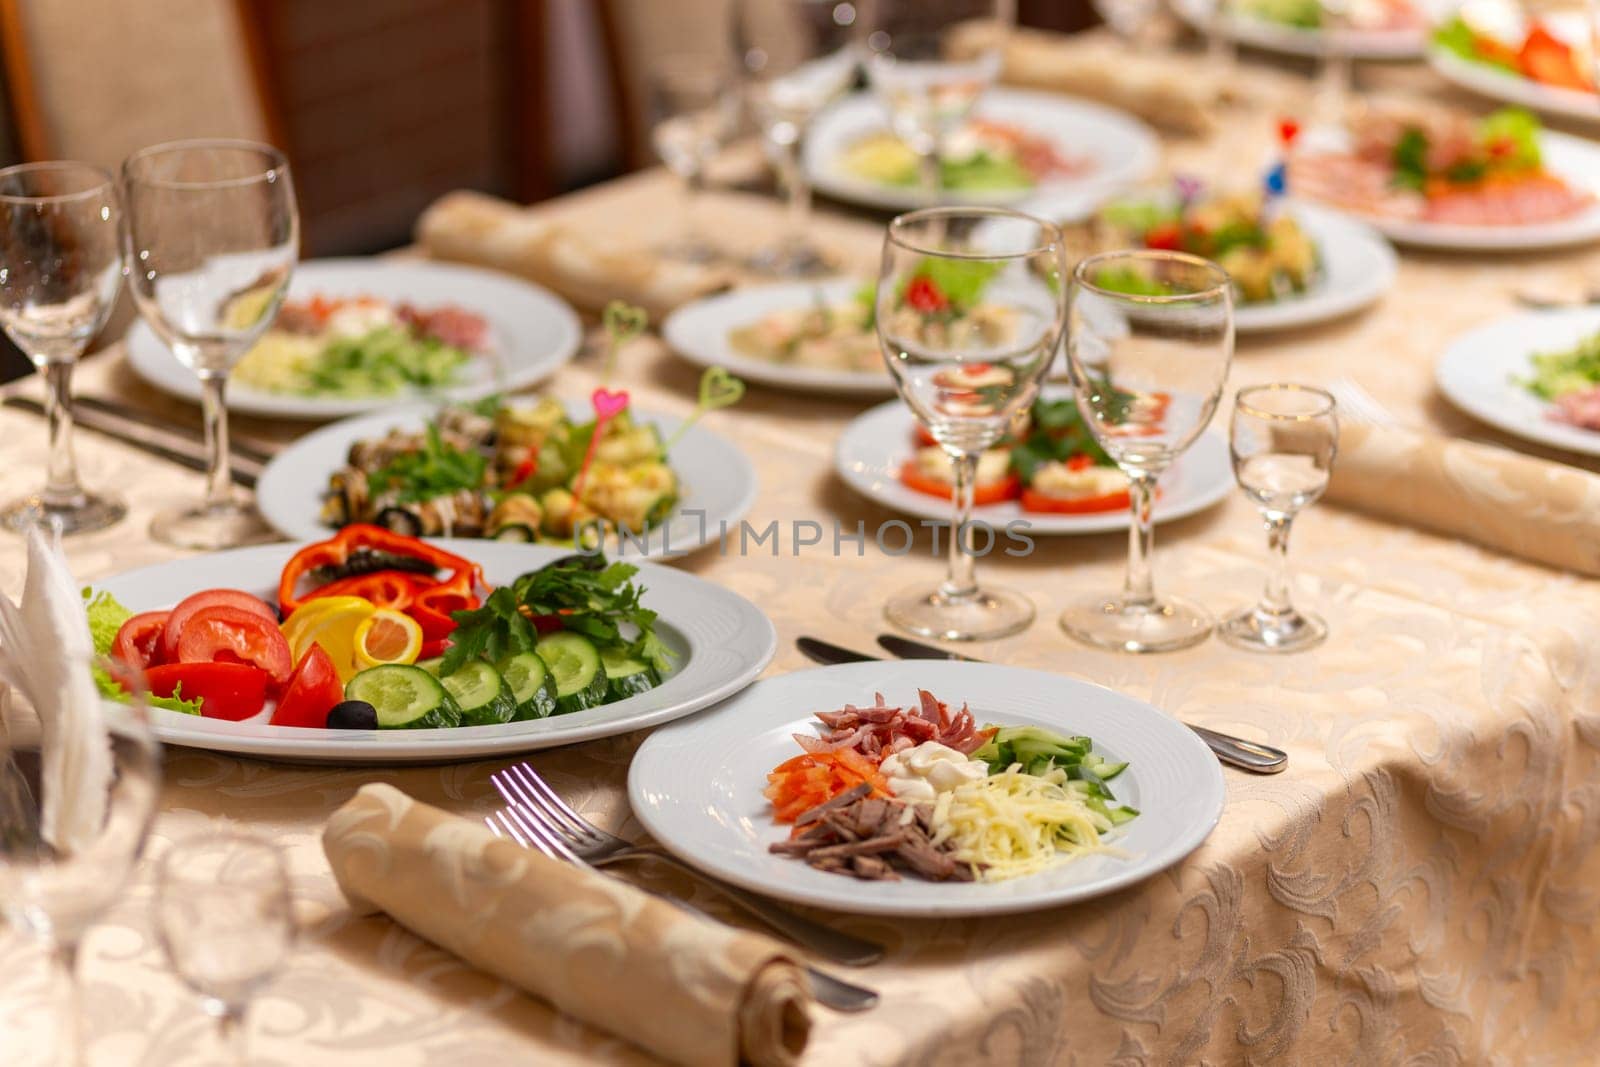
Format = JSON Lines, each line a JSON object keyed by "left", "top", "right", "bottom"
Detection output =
{"left": 346, "top": 664, "right": 461, "bottom": 730}
{"left": 416, "top": 656, "right": 444, "bottom": 676}
{"left": 438, "top": 660, "right": 516, "bottom": 726}
{"left": 492, "top": 523, "right": 536, "bottom": 542}
{"left": 535, "top": 631, "right": 607, "bottom": 715}
{"left": 599, "top": 647, "right": 658, "bottom": 701}
{"left": 497, "top": 650, "right": 557, "bottom": 720}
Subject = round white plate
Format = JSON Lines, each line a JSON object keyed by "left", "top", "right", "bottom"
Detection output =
{"left": 803, "top": 88, "right": 1159, "bottom": 213}
{"left": 96, "top": 541, "right": 776, "bottom": 763}
{"left": 1173, "top": 0, "right": 1427, "bottom": 58}
{"left": 255, "top": 400, "right": 758, "bottom": 557}
{"left": 125, "top": 258, "right": 584, "bottom": 421}
{"left": 1426, "top": 9, "right": 1600, "bottom": 126}
{"left": 662, "top": 279, "right": 893, "bottom": 397}
{"left": 834, "top": 398, "right": 1233, "bottom": 535}
{"left": 1435, "top": 307, "right": 1600, "bottom": 457}
{"left": 629, "top": 659, "right": 1225, "bottom": 917}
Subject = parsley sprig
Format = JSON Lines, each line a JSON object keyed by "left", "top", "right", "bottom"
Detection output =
{"left": 367, "top": 423, "right": 488, "bottom": 504}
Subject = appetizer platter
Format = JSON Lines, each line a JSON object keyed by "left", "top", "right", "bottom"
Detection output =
{"left": 254, "top": 395, "right": 757, "bottom": 557}
{"left": 89, "top": 534, "right": 776, "bottom": 762}
{"left": 804, "top": 88, "right": 1159, "bottom": 212}
{"left": 1429, "top": 7, "right": 1600, "bottom": 124}
{"left": 835, "top": 395, "right": 1233, "bottom": 534}
{"left": 1173, "top": 0, "right": 1431, "bottom": 58}
{"left": 1435, "top": 307, "right": 1600, "bottom": 458}
{"left": 125, "top": 259, "right": 583, "bottom": 420}
{"left": 1288, "top": 106, "right": 1600, "bottom": 250}
{"left": 629, "top": 659, "right": 1225, "bottom": 917}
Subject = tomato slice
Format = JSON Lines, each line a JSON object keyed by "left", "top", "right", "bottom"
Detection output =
{"left": 899, "top": 461, "right": 1021, "bottom": 505}
{"left": 269, "top": 644, "right": 343, "bottom": 729}
{"left": 147, "top": 662, "right": 269, "bottom": 721}
{"left": 112, "top": 610, "right": 170, "bottom": 670}
{"left": 1020, "top": 486, "right": 1132, "bottom": 514}
{"left": 176, "top": 605, "right": 295, "bottom": 690}
{"left": 160, "top": 589, "right": 279, "bottom": 662}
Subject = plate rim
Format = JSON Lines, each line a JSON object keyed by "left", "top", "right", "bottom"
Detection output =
{"left": 1427, "top": 44, "right": 1600, "bottom": 125}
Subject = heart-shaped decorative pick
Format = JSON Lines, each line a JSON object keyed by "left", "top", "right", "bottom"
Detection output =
{"left": 603, "top": 300, "right": 648, "bottom": 341}
{"left": 699, "top": 366, "right": 745, "bottom": 410}
{"left": 592, "top": 387, "right": 630, "bottom": 420}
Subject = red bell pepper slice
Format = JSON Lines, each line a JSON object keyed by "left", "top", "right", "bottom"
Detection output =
{"left": 278, "top": 525, "right": 483, "bottom": 613}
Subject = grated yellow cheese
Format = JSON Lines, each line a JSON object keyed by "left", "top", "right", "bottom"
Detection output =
{"left": 929, "top": 764, "right": 1123, "bottom": 882}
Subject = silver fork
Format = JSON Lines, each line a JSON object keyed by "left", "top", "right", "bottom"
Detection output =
{"left": 488, "top": 763, "right": 884, "bottom": 966}
{"left": 486, "top": 808, "right": 880, "bottom": 1014}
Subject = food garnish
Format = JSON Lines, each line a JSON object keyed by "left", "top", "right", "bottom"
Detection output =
{"left": 840, "top": 118, "right": 1089, "bottom": 192}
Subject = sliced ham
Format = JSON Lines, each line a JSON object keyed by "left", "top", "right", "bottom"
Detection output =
{"left": 801, "top": 689, "right": 995, "bottom": 761}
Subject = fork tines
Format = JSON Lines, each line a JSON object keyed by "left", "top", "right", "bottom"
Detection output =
{"left": 489, "top": 761, "right": 603, "bottom": 861}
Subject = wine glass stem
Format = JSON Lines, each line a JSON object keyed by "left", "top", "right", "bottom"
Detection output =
{"left": 1259, "top": 512, "right": 1295, "bottom": 615}
{"left": 940, "top": 450, "right": 979, "bottom": 600}
{"left": 772, "top": 135, "right": 811, "bottom": 248}
{"left": 679, "top": 163, "right": 704, "bottom": 247}
{"left": 1123, "top": 470, "right": 1159, "bottom": 608}
{"left": 198, "top": 372, "right": 235, "bottom": 510}
{"left": 217, "top": 1004, "right": 249, "bottom": 1064}
{"left": 40, "top": 360, "right": 84, "bottom": 509}
{"left": 917, "top": 139, "right": 940, "bottom": 202}
{"left": 52, "top": 938, "right": 85, "bottom": 1067}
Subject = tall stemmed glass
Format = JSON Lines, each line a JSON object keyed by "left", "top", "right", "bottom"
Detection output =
{"left": 877, "top": 207, "right": 1066, "bottom": 640}
{"left": 1060, "top": 250, "right": 1234, "bottom": 654}
{"left": 1222, "top": 384, "right": 1337, "bottom": 652}
{"left": 736, "top": 0, "right": 861, "bottom": 277}
{"left": 120, "top": 139, "right": 298, "bottom": 549}
{"left": 863, "top": 0, "right": 1009, "bottom": 203}
{"left": 0, "top": 163, "right": 126, "bottom": 535}
{"left": 1313, "top": 0, "right": 1353, "bottom": 130}
{"left": 155, "top": 832, "right": 294, "bottom": 1065}
{"left": 648, "top": 51, "right": 740, "bottom": 263}
{"left": 0, "top": 657, "right": 161, "bottom": 1067}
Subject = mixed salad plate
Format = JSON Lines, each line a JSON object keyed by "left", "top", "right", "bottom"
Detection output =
{"left": 1173, "top": 0, "right": 1432, "bottom": 58}
{"left": 125, "top": 259, "right": 583, "bottom": 420}
{"left": 629, "top": 659, "right": 1225, "bottom": 917}
{"left": 803, "top": 88, "right": 1159, "bottom": 212}
{"left": 89, "top": 533, "right": 776, "bottom": 763}
{"left": 1429, "top": 7, "right": 1600, "bottom": 124}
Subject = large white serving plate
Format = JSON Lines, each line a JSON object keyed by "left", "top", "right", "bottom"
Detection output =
{"left": 835, "top": 398, "right": 1233, "bottom": 535}
{"left": 255, "top": 400, "right": 758, "bottom": 558}
{"left": 630, "top": 659, "right": 1225, "bottom": 917}
{"left": 1435, "top": 307, "right": 1600, "bottom": 458}
{"left": 1172, "top": 0, "right": 1428, "bottom": 57}
{"left": 803, "top": 88, "right": 1159, "bottom": 213}
{"left": 126, "top": 259, "right": 584, "bottom": 421}
{"left": 97, "top": 541, "right": 776, "bottom": 763}
{"left": 1427, "top": 10, "right": 1600, "bottom": 125}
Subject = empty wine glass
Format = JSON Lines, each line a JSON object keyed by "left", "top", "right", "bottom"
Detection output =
{"left": 155, "top": 831, "right": 294, "bottom": 1065}
{"left": 1221, "top": 384, "right": 1337, "bottom": 652}
{"left": 0, "top": 656, "right": 162, "bottom": 1067}
{"left": 1313, "top": 0, "right": 1353, "bottom": 130}
{"left": 0, "top": 162, "right": 126, "bottom": 536}
{"left": 877, "top": 207, "right": 1066, "bottom": 640}
{"left": 862, "top": 0, "right": 1009, "bottom": 203}
{"left": 648, "top": 52, "right": 740, "bottom": 263}
{"left": 120, "top": 139, "right": 298, "bottom": 550}
{"left": 1059, "top": 250, "right": 1234, "bottom": 654}
{"left": 736, "top": 0, "right": 861, "bottom": 277}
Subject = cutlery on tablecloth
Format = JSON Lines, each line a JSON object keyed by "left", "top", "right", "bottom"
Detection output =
{"left": 485, "top": 802, "right": 880, "bottom": 1015}
{"left": 74, "top": 395, "right": 277, "bottom": 465}
{"left": 487, "top": 763, "right": 886, "bottom": 968}
{"left": 795, "top": 636, "right": 1287, "bottom": 775}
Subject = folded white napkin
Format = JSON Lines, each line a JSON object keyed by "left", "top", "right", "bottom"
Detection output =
{"left": 0, "top": 527, "right": 110, "bottom": 852}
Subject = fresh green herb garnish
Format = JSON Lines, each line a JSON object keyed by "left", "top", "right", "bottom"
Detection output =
{"left": 1008, "top": 397, "right": 1115, "bottom": 481}
{"left": 1392, "top": 128, "right": 1430, "bottom": 192}
{"left": 368, "top": 422, "right": 488, "bottom": 504}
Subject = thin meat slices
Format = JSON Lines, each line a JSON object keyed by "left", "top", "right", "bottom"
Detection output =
{"left": 802, "top": 689, "right": 993, "bottom": 761}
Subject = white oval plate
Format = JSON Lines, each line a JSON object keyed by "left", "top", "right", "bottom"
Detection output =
{"left": 1435, "top": 307, "right": 1600, "bottom": 457}
{"left": 255, "top": 400, "right": 758, "bottom": 557}
{"left": 803, "top": 88, "right": 1159, "bottom": 213}
{"left": 835, "top": 398, "right": 1233, "bottom": 535}
{"left": 1172, "top": 0, "right": 1427, "bottom": 58}
{"left": 662, "top": 279, "right": 893, "bottom": 397}
{"left": 95, "top": 541, "right": 776, "bottom": 763}
{"left": 630, "top": 659, "right": 1225, "bottom": 917}
{"left": 125, "top": 258, "right": 584, "bottom": 421}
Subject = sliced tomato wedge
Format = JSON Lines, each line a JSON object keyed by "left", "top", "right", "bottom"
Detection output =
{"left": 1020, "top": 486, "right": 1132, "bottom": 514}
{"left": 112, "top": 610, "right": 170, "bottom": 670}
{"left": 176, "top": 605, "right": 295, "bottom": 690}
{"left": 147, "top": 662, "right": 270, "bottom": 722}
{"left": 269, "top": 645, "right": 343, "bottom": 729}
{"left": 899, "top": 461, "right": 1021, "bottom": 505}
{"left": 1519, "top": 27, "right": 1590, "bottom": 91}
{"left": 160, "top": 589, "right": 279, "bottom": 663}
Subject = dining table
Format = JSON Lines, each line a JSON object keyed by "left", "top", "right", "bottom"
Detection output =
{"left": 6, "top": 30, "right": 1600, "bottom": 1067}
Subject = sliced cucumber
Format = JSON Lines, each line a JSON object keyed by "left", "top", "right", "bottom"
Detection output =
{"left": 438, "top": 660, "right": 516, "bottom": 726}
{"left": 492, "top": 523, "right": 536, "bottom": 542}
{"left": 497, "top": 650, "right": 557, "bottom": 720}
{"left": 416, "top": 656, "right": 444, "bottom": 676}
{"left": 535, "top": 631, "right": 607, "bottom": 715}
{"left": 346, "top": 664, "right": 461, "bottom": 730}
{"left": 599, "top": 647, "right": 658, "bottom": 701}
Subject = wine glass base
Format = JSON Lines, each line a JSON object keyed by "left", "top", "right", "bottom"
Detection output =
{"left": 1218, "top": 606, "right": 1327, "bottom": 654}
{"left": 885, "top": 583, "right": 1035, "bottom": 642}
{"left": 151, "top": 500, "right": 273, "bottom": 551}
{"left": 1059, "top": 592, "right": 1213, "bottom": 654}
{"left": 1, "top": 490, "right": 126, "bottom": 536}
{"left": 745, "top": 243, "right": 834, "bottom": 279}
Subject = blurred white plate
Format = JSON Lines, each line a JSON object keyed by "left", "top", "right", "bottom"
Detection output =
{"left": 1427, "top": 11, "right": 1600, "bottom": 126}
{"left": 1435, "top": 307, "right": 1600, "bottom": 457}
{"left": 126, "top": 258, "right": 583, "bottom": 421}
{"left": 630, "top": 659, "right": 1225, "bottom": 917}
{"left": 255, "top": 400, "right": 758, "bottom": 557}
{"left": 804, "top": 88, "right": 1159, "bottom": 212}
{"left": 1173, "top": 0, "right": 1428, "bottom": 58}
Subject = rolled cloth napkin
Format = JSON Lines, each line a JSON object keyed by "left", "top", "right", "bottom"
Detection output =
{"left": 1325, "top": 423, "right": 1600, "bottom": 576}
{"left": 415, "top": 190, "right": 730, "bottom": 320}
{"left": 322, "top": 783, "right": 812, "bottom": 1067}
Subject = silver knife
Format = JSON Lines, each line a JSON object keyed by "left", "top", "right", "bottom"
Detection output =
{"left": 74, "top": 394, "right": 276, "bottom": 465}
{"left": 793, "top": 635, "right": 1288, "bottom": 774}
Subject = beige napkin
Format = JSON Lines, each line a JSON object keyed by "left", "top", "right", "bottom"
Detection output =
{"left": 1325, "top": 423, "right": 1600, "bottom": 576}
{"left": 415, "top": 190, "right": 730, "bottom": 320}
{"left": 322, "top": 784, "right": 812, "bottom": 1067}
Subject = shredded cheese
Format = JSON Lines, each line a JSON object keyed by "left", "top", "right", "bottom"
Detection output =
{"left": 929, "top": 764, "right": 1124, "bottom": 882}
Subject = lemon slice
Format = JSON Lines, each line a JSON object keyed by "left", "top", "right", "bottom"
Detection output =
{"left": 353, "top": 609, "right": 423, "bottom": 671}
{"left": 288, "top": 600, "right": 378, "bottom": 682}
{"left": 282, "top": 596, "right": 374, "bottom": 645}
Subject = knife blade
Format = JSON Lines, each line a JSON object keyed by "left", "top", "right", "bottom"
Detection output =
{"left": 865, "top": 633, "right": 1290, "bottom": 775}
{"left": 74, "top": 394, "right": 276, "bottom": 465}
{"left": 795, "top": 636, "right": 877, "bottom": 666}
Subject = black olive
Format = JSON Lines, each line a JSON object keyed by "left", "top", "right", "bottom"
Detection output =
{"left": 326, "top": 700, "right": 379, "bottom": 730}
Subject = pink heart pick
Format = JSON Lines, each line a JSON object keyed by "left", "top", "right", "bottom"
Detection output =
{"left": 592, "top": 388, "right": 630, "bottom": 420}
